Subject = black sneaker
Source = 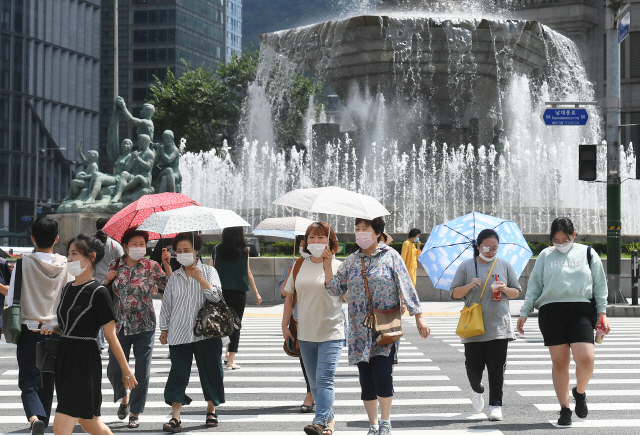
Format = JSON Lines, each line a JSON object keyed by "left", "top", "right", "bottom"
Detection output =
{"left": 572, "top": 387, "right": 588, "bottom": 418}
{"left": 557, "top": 406, "right": 572, "bottom": 426}
{"left": 31, "top": 419, "right": 45, "bottom": 435}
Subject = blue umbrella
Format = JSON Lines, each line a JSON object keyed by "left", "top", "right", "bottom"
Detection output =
{"left": 418, "top": 212, "right": 533, "bottom": 291}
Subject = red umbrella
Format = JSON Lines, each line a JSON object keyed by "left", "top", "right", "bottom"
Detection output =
{"left": 103, "top": 193, "right": 200, "bottom": 242}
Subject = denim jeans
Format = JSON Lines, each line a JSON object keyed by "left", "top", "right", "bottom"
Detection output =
{"left": 107, "top": 330, "right": 155, "bottom": 414}
{"left": 298, "top": 339, "right": 343, "bottom": 427}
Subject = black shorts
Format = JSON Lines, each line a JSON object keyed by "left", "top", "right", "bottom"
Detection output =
{"left": 538, "top": 302, "right": 595, "bottom": 347}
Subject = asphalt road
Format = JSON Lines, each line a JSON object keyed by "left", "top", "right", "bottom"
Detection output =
{"left": 0, "top": 304, "right": 639, "bottom": 434}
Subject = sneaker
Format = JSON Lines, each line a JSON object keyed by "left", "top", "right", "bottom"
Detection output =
{"left": 379, "top": 421, "right": 391, "bottom": 435}
{"left": 30, "top": 419, "right": 44, "bottom": 435}
{"left": 572, "top": 387, "right": 588, "bottom": 418}
{"left": 367, "top": 426, "right": 379, "bottom": 435}
{"left": 489, "top": 406, "right": 503, "bottom": 421}
{"left": 557, "top": 406, "right": 572, "bottom": 426}
{"left": 471, "top": 389, "right": 485, "bottom": 412}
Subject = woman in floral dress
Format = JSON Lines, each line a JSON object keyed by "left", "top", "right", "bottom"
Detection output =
{"left": 103, "top": 228, "right": 172, "bottom": 428}
{"left": 324, "top": 217, "right": 431, "bottom": 435}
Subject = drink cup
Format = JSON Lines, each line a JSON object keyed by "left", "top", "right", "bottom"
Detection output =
{"left": 595, "top": 324, "right": 605, "bottom": 344}
{"left": 491, "top": 282, "right": 502, "bottom": 301}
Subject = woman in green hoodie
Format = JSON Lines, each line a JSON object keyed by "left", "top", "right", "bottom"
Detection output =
{"left": 517, "top": 217, "right": 610, "bottom": 427}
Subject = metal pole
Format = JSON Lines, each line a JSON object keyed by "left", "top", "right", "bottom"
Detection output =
{"left": 606, "top": 1, "right": 623, "bottom": 303}
{"left": 114, "top": 0, "right": 118, "bottom": 101}
{"left": 33, "top": 149, "right": 39, "bottom": 223}
{"left": 632, "top": 250, "right": 638, "bottom": 305}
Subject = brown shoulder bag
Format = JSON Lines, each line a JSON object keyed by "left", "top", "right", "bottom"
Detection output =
{"left": 361, "top": 257, "right": 403, "bottom": 346}
{"left": 283, "top": 257, "right": 305, "bottom": 357}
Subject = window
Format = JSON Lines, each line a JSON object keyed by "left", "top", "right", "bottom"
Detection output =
{"left": 149, "top": 29, "right": 167, "bottom": 43}
{"left": 11, "top": 154, "right": 21, "bottom": 196}
{"left": 133, "top": 30, "right": 147, "bottom": 44}
{"left": 0, "top": 34, "right": 9, "bottom": 90}
{"left": 168, "top": 29, "right": 176, "bottom": 42}
{"left": 147, "top": 48, "right": 157, "bottom": 62}
{"left": 133, "top": 68, "right": 148, "bottom": 82}
{"left": 631, "top": 32, "right": 640, "bottom": 78}
{"left": 0, "top": 93, "right": 9, "bottom": 150}
{"left": 0, "top": 153, "right": 8, "bottom": 193}
{"left": 0, "top": 0, "right": 10, "bottom": 31}
{"left": 133, "top": 11, "right": 148, "bottom": 24}
{"left": 12, "top": 95, "right": 21, "bottom": 151}
{"left": 133, "top": 49, "right": 147, "bottom": 63}
{"left": 132, "top": 88, "right": 148, "bottom": 102}
{"left": 13, "top": 37, "right": 22, "bottom": 92}
{"left": 14, "top": 0, "right": 22, "bottom": 33}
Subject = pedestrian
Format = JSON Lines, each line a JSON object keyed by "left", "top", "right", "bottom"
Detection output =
{"left": 0, "top": 256, "right": 11, "bottom": 340}
{"left": 450, "top": 229, "right": 522, "bottom": 421}
{"left": 400, "top": 229, "right": 421, "bottom": 286}
{"left": 94, "top": 217, "right": 124, "bottom": 353}
{"left": 517, "top": 217, "right": 610, "bottom": 426}
{"left": 209, "top": 226, "right": 262, "bottom": 370}
{"left": 282, "top": 222, "right": 344, "bottom": 435}
{"left": 39, "top": 233, "right": 138, "bottom": 435}
{"left": 103, "top": 228, "right": 172, "bottom": 428}
{"left": 6, "top": 217, "right": 71, "bottom": 435}
{"left": 159, "top": 232, "right": 226, "bottom": 432}
{"left": 325, "top": 217, "right": 431, "bottom": 435}
{"left": 278, "top": 236, "right": 315, "bottom": 412}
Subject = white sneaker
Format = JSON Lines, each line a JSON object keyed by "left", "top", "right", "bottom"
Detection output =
{"left": 489, "top": 406, "right": 503, "bottom": 421}
{"left": 471, "top": 389, "right": 485, "bottom": 412}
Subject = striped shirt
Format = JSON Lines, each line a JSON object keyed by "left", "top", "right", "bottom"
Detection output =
{"left": 158, "top": 260, "right": 223, "bottom": 346}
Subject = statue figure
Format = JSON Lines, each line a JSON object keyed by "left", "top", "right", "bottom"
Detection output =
{"left": 123, "top": 134, "right": 155, "bottom": 194}
{"left": 83, "top": 139, "right": 134, "bottom": 204}
{"left": 63, "top": 141, "right": 100, "bottom": 201}
{"left": 116, "top": 97, "right": 155, "bottom": 140}
{"left": 154, "top": 130, "right": 182, "bottom": 193}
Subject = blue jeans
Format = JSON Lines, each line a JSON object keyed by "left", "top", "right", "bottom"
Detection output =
{"left": 299, "top": 339, "right": 343, "bottom": 427}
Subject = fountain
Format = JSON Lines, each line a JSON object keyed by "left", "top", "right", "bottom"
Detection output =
{"left": 180, "top": 0, "right": 639, "bottom": 235}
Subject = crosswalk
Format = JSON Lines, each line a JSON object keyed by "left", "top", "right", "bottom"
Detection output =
{"left": 413, "top": 315, "right": 640, "bottom": 430}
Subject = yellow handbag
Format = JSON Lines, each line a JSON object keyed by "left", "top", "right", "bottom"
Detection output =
{"left": 455, "top": 258, "right": 498, "bottom": 338}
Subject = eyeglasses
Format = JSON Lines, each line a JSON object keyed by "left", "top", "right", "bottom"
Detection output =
{"left": 481, "top": 246, "right": 499, "bottom": 254}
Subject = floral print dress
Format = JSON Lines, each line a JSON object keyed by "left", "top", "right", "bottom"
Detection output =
{"left": 326, "top": 244, "right": 422, "bottom": 365}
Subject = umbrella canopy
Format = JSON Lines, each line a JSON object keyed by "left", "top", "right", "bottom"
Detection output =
{"left": 103, "top": 193, "right": 199, "bottom": 242}
{"left": 137, "top": 206, "right": 251, "bottom": 235}
{"left": 418, "top": 212, "right": 533, "bottom": 291}
{"left": 253, "top": 217, "right": 316, "bottom": 239}
{"left": 273, "top": 186, "right": 390, "bottom": 220}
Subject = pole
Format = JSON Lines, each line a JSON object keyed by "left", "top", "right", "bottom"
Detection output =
{"left": 606, "top": 1, "right": 623, "bottom": 304}
{"left": 632, "top": 250, "right": 638, "bottom": 305}
{"left": 33, "top": 149, "right": 39, "bottom": 223}
{"left": 114, "top": 0, "right": 118, "bottom": 102}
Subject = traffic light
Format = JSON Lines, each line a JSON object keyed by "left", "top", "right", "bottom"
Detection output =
{"left": 579, "top": 144, "right": 597, "bottom": 181}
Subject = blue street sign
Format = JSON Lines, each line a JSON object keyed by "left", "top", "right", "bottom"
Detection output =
{"left": 543, "top": 108, "right": 589, "bottom": 126}
{"left": 37, "top": 208, "right": 42, "bottom": 213}
{"left": 22, "top": 216, "right": 32, "bottom": 222}
{"left": 619, "top": 12, "right": 630, "bottom": 44}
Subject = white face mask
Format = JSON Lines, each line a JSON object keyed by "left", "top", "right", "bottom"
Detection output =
{"left": 67, "top": 257, "right": 88, "bottom": 277}
{"left": 299, "top": 246, "right": 311, "bottom": 258}
{"left": 554, "top": 241, "right": 573, "bottom": 254}
{"left": 177, "top": 252, "right": 195, "bottom": 267}
{"left": 478, "top": 252, "right": 494, "bottom": 262}
{"left": 307, "top": 243, "right": 326, "bottom": 258}
{"left": 127, "top": 247, "right": 146, "bottom": 261}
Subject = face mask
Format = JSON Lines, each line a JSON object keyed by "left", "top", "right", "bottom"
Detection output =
{"left": 67, "top": 258, "right": 88, "bottom": 277}
{"left": 177, "top": 252, "right": 195, "bottom": 267}
{"left": 299, "top": 247, "right": 311, "bottom": 259}
{"left": 307, "top": 244, "right": 326, "bottom": 258}
{"left": 554, "top": 241, "right": 573, "bottom": 254}
{"left": 415, "top": 237, "right": 419, "bottom": 243}
{"left": 478, "top": 252, "right": 494, "bottom": 262}
{"left": 356, "top": 231, "right": 375, "bottom": 250}
{"left": 128, "top": 247, "right": 146, "bottom": 261}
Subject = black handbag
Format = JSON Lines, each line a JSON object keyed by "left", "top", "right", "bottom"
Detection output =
{"left": 35, "top": 338, "right": 59, "bottom": 386}
{"left": 194, "top": 299, "right": 241, "bottom": 338}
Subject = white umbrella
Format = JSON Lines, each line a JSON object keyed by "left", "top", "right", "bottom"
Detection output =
{"left": 273, "top": 186, "right": 390, "bottom": 220}
{"left": 253, "top": 216, "right": 316, "bottom": 239}
{"left": 137, "top": 205, "right": 251, "bottom": 235}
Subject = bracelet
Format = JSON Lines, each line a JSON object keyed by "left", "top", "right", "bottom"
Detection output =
{"left": 122, "top": 373, "right": 133, "bottom": 379}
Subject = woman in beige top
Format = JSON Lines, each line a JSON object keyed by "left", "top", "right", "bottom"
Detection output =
{"left": 282, "top": 222, "right": 344, "bottom": 435}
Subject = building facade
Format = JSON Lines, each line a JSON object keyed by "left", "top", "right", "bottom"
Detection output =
{"left": 0, "top": 0, "right": 101, "bottom": 235}
{"left": 226, "top": 0, "right": 241, "bottom": 59}
{"left": 99, "top": 0, "right": 227, "bottom": 170}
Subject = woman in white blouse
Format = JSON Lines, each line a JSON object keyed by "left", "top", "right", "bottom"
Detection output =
{"left": 159, "top": 232, "right": 225, "bottom": 433}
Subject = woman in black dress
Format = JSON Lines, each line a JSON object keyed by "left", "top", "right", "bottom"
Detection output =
{"left": 40, "top": 234, "right": 138, "bottom": 435}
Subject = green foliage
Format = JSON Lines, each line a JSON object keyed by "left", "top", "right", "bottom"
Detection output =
{"left": 202, "top": 242, "right": 220, "bottom": 257}
{"left": 623, "top": 242, "right": 640, "bottom": 255}
{"left": 528, "top": 242, "right": 550, "bottom": 256}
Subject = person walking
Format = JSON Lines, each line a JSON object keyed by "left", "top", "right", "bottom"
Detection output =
{"left": 325, "top": 217, "right": 431, "bottom": 435}
{"left": 103, "top": 228, "right": 171, "bottom": 428}
{"left": 39, "top": 233, "right": 138, "bottom": 435}
{"left": 400, "top": 229, "right": 421, "bottom": 286}
{"left": 94, "top": 217, "right": 124, "bottom": 353}
{"left": 209, "top": 226, "right": 262, "bottom": 370}
{"left": 450, "top": 229, "right": 522, "bottom": 421}
{"left": 282, "top": 222, "right": 344, "bottom": 435}
{"left": 517, "top": 217, "right": 610, "bottom": 426}
{"left": 6, "top": 217, "right": 71, "bottom": 435}
{"left": 159, "top": 232, "right": 226, "bottom": 432}
{"left": 279, "top": 236, "right": 315, "bottom": 413}
{"left": 0, "top": 256, "right": 11, "bottom": 340}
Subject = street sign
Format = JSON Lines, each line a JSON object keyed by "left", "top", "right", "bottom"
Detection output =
{"left": 37, "top": 208, "right": 42, "bottom": 213}
{"left": 22, "top": 216, "right": 32, "bottom": 222}
{"left": 543, "top": 108, "right": 589, "bottom": 126}
{"left": 619, "top": 11, "right": 630, "bottom": 44}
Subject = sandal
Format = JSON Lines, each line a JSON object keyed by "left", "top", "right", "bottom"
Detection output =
{"left": 117, "top": 403, "right": 130, "bottom": 420}
{"left": 300, "top": 401, "right": 315, "bottom": 413}
{"left": 225, "top": 363, "right": 241, "bottom": 370}
{"left": 205, "top": 412, "right": 218, "bottom": 428}
{"left": 128, "top": 416, "right": 139, "bottom": 429}
{"left": 323, "top": 420, "right": 335, "bottom": 435}
{"left": 163, "top": 418, "right": 181, "bottom": 433}
{"left": 303, "top": 424, "right": 325, "bottom": 435}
